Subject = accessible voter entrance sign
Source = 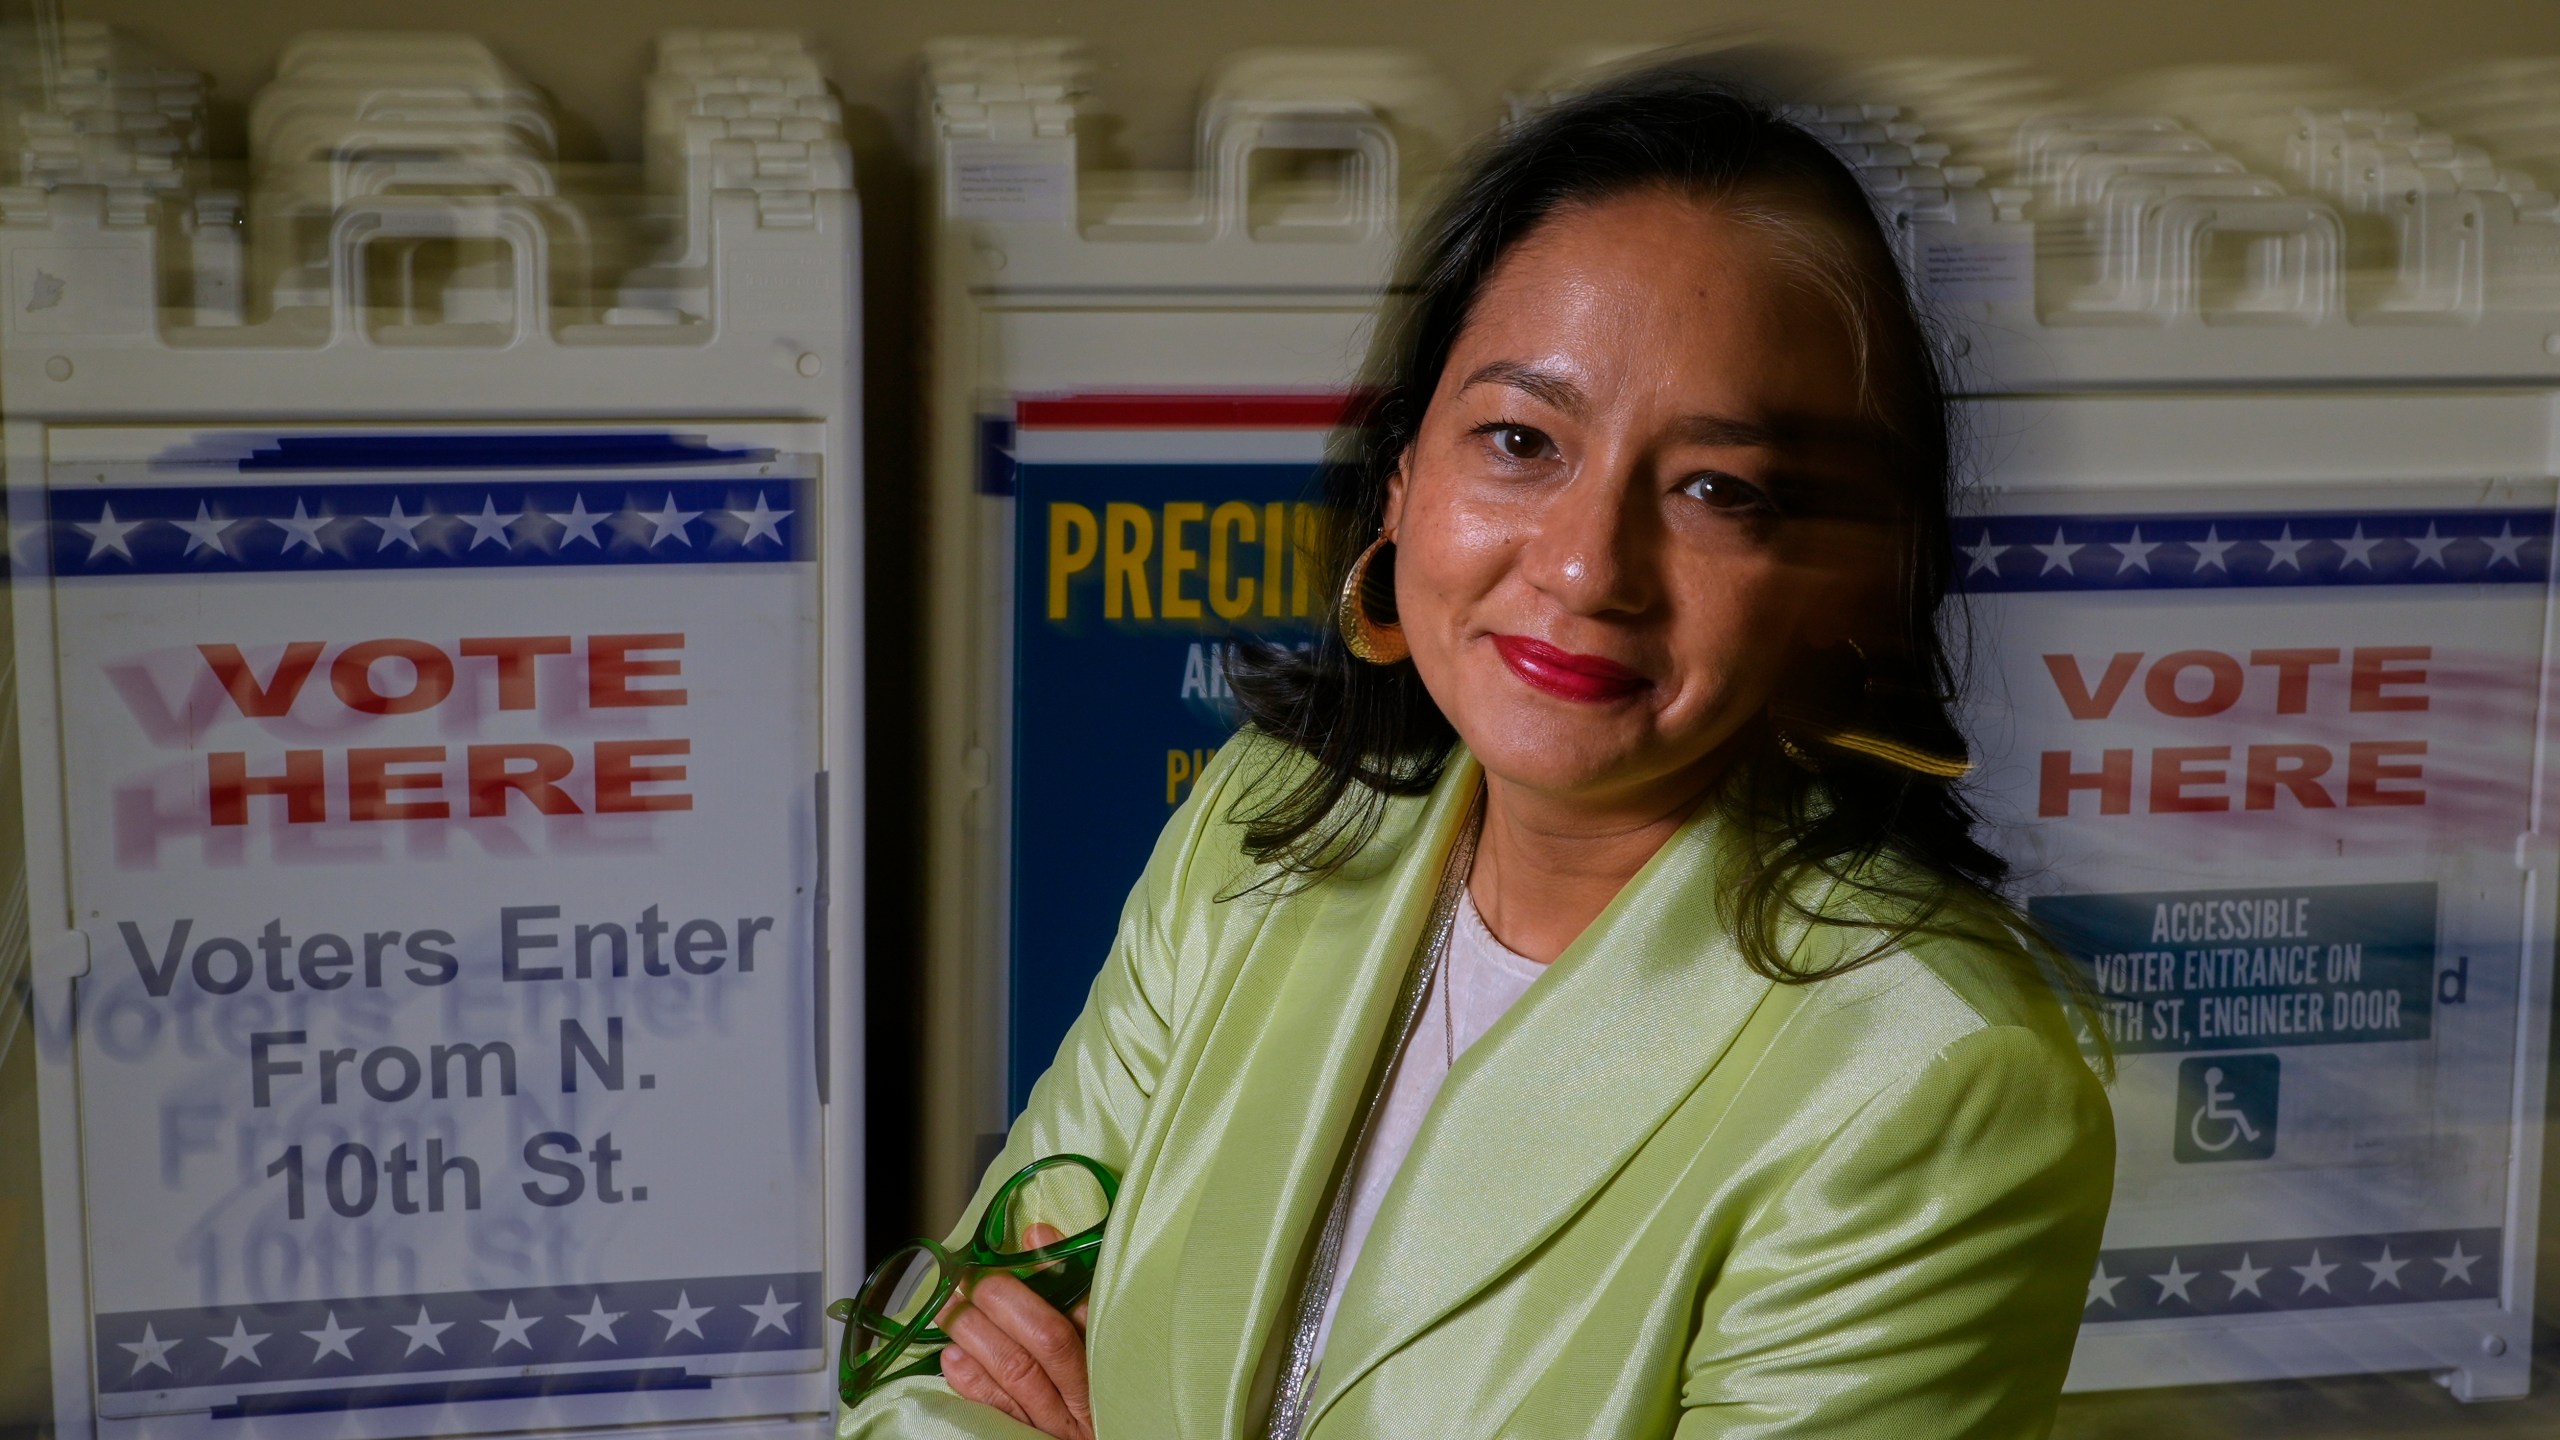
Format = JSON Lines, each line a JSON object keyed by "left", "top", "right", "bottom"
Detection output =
{"left": 1004, "top": 395, "right": 1333, "bottom": 1110}
{"left": 25, "top": 425, "right": 829, "bottom": 1422}
{"left": 1961, "top": 478, "right": 2554, "bottom": 1395}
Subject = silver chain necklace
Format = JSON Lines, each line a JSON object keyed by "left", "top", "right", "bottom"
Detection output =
{"left": 1261, "top": 789, "right": 1483, "bottom": 1440}
{"left": 1442, "top": 896, "right": 1461, "bottom": 1071}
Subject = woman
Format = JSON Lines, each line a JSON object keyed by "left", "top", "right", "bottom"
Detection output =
{"left": 850, "top": 61, "right": 2114, "bottom": 1440}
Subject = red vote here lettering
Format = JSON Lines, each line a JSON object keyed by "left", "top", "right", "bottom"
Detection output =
{"left": 197, "top": 634, "right": 685, "bottom": 717}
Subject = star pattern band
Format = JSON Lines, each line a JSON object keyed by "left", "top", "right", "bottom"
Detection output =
{"left": 1954, "top": 511, "right": 2549, "bottom": 593}
{"left": 94, "top": 1271, "right": 819, "bottom": 1394}
{"left": 29, "top": 478, "right": 808, "bottom": 578}
{"left": 2082, "top": 1227, "right": 2499, "bottom": 1324}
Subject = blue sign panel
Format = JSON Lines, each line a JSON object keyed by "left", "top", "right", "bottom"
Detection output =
{"left": 2081, "top": 1225, "right": 2500, "bottom": 1324}
{"left": 2030, "top": 882, "right": 2438, "bottom": 1055}
{"left": 1953, "top": 509, "right": 2549, "bottom": 593}
{"left": 2174, "top": 1054, "right": 2282, "bottom": 1163}
{"left": 1008, "top": 462, "right": 1326, "bottom": 1110}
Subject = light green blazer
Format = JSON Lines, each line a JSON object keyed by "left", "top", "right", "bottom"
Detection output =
{"left": 847, "top": 737, "right": 2114, "bottom": 1439}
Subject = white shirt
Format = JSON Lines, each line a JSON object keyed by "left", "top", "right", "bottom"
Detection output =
{"left": 1309, "top": 886, "right": 1547, "bottom": 1362}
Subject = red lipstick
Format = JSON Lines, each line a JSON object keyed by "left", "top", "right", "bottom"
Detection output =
{"left": 1490, "top": 635, "right": 1650, "bottom": 703}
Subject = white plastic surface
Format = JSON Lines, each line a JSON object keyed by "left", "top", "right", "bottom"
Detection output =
{"left": 3, "top": 26, "right": 865, "bottom": 1440}
{"left": 915, "top": 38, "right": 1449, "bottom": 1228}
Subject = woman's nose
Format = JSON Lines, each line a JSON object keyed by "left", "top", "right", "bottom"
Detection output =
{"left": 1517, "top": 466, "right": 1657, "bottom": 617}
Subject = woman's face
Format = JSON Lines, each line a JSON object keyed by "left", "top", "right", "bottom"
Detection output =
{"left": 1386, "top": 186, "right": 1889, "bottom": 815}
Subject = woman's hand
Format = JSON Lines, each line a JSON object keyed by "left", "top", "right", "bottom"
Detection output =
{"left": 939, "top": 1223, "right": 1095, "bottom": 1439}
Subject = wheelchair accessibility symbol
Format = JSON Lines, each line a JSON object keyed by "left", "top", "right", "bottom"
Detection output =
{"left": 2175, "top": 1054, "right": 2280, "bottom": 1163}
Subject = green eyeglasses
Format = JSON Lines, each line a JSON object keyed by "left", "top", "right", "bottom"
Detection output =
{"left": 830, "top": 1152, "right": 1119, "bottom": 1410}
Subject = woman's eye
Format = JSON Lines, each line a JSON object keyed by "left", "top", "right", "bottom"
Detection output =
{"left": 1477, "top": 423, "right": 1554, "bottom": 462}
{"left": 1680, "top": 471, "right": 1776, "bottom": 515}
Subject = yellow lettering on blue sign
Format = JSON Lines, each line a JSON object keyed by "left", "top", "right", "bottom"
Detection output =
{"left": 1162, "top": 502, "right": 1205, "bottom": 619}
{"left": 1166, "top": 746, "right": 1221, "bottom": 805}
{"left": 1210, "top": 502, "right": 1257, "bottom": 619}
{"left": 1105, "top": 503, "right": 1154, "bottom": 620}
{"left": 1048, "top": 501, "right": 1325, "bottom": 626}
{"left": 1048, "top": 503, "right": 1098, "bottom": 619}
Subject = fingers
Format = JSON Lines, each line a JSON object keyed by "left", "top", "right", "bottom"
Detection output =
{"left": 1023, "top": 1225, "right": 1089, "bottom": 1334}
{"left": 939, "top": 1272, "right": 1094, "bottom": 1440}
{"left": 940, "top": 1343, "right": 1032, "bottom": 1428}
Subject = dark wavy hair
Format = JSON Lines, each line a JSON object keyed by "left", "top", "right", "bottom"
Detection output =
{"left": 1218, "top": 56, "right": 2049, "bottom": 994}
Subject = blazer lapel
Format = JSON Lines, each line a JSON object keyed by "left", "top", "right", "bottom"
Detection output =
{"left": 1301, "top": 797, "right": 1778, "bottom": 1430}
{"left": 1149, "top": 759, "right": 1482, "bottom": 1439}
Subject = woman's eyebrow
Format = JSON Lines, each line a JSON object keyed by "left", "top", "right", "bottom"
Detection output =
{"left": 1459, "top": 359, "right": 1587, "bottom": 417}
{"left": 1673, "top": 412, "right": 1885, "bottom": 455}
{"left": 1671, "top": 413, "right": 1790, "bottom": 448}
{"left": 1459, "top": 364, "right": 1881, "bottom": 455}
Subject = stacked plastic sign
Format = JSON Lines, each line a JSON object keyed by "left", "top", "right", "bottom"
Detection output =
{"left": 3, "top": 29, "right": 862, "bottom": 1440}
{"left": 1002, "top": 391, "right": 1345, "bottom": 1117}
{"left": 916, "top": 39, "right": 1460, "bottom": 1212}
{"left": 0, "top": 23, "right": 206, "bottom": 218}
{"left": 1830, "top": 63, "right": 2560, "bottom": 1400}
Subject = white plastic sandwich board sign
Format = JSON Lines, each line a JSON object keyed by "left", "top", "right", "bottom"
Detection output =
{"left": 1961, "top": 476, "right": 2556, "bottom": 1399}
{"left": 20, "top": 423, "right": 836, "bottom": 1433}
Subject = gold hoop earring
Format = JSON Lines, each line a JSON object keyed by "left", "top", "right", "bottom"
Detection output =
{"left": 1336, "top": 534, "right": 1408, "bottom": 665}
{"left": 1819, "top": 728, "right": 1973, "bottom": 779}
{"left": 1774, "top": 726, "right": 1826, "bottom": 772}
{"left": 1771, "top": 640, "right": 1971, "bottom": 780}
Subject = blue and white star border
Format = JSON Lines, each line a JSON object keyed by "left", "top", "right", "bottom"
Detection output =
{"left": 23, "top": 477, "right": 810, "bottom": 577}
{"left": 95, "top": 1270, "right": 821, "bottom": 1394}
{"left": 2080, "top": 1226, "right": 2499, "bottom": 1325}
{"left": 1954, "top": 510, "right": 2550, "bottom": 592}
